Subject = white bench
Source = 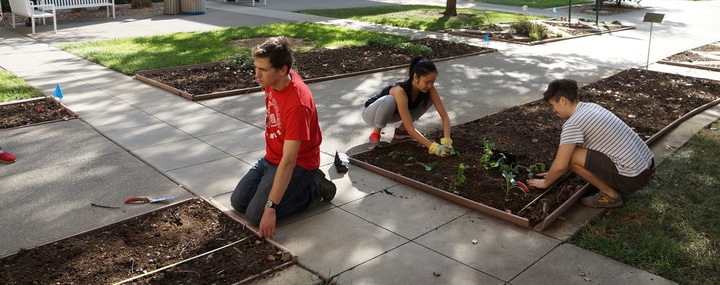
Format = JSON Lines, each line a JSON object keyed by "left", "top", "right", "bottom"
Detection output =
{"left": 39, "top": 0, "right": 116, "bottom": 18}
{"left": 224, "top": 0, "right": 266, "bottom": 7}
{"left": 7, "top": 0, "right": 57, "bottom": 34}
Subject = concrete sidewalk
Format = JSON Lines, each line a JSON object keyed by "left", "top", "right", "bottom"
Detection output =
{"left": 2, "top": 0, "right": 719, "bottom": 283}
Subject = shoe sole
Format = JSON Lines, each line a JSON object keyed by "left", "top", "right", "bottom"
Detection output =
{"left": 580, "top": 197, "right": 623, "bottom": 208}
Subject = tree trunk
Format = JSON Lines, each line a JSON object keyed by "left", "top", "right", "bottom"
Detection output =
{"left": 131, "top": 0, "right": 152, "bottom": 9}
{"left": 443, "top": 0, "right": 457, "bottom": 16}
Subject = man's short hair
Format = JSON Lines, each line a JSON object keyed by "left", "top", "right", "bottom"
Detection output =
{"left": 543, "top": 79, "right": 579, "bottom": 103}
{"left": 253, "top": 36, "right": 294, "bottom": 74}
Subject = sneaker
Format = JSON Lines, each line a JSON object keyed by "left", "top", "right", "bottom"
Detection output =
{"left": 368, "top": 132, "right": 381, "bottom": 149}
{"left": 314, "top": 170, "right": 337, "bottom": 202}
{"left": 393, "top": 127, "right": 412, "bottom": 140}
{"left": 0, "top": 151, "right": 16, "bottom": 164}
{"left": 580, "top": 192, "right": 623, "bottom": 208}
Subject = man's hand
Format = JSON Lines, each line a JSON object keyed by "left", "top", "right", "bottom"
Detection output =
{"left": 526, "top": 172, "right": 549, "bottom": 189}
{"left": 258, "top": 208, "right": 277, "bottom": 238}
{"left": 428, "top": 142, "right": 451, "bottom": 157}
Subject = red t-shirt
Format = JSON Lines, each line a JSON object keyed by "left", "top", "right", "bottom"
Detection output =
{"left": 264, "top": 69, "right": 321, "bottom": 170}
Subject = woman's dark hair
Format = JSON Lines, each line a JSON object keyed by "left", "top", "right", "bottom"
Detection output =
{"left": 406, "top": 56, "right": 437, "bottom": 83}
{"left": 252, "top": 36, "right": 294, "bottom": 74}
{"left": 543, "top": 79, "right": 579, "bottom": 103}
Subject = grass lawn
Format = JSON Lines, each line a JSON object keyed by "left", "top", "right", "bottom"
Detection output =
{"left": 0, "top": 70, "right": 43, "bottom": 102}
{"left": 571, "top": 124, "right": 720, "bottom": 285}
{"left": 57, "top": 22, "right": 409, "bottom": 75}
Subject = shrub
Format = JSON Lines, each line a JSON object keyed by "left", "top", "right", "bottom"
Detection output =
{"left": 367, "top": 36, "right": 399, "bottom": 49}
{"left": 220, "top": 50, "right": 253, "bottom": 70}
{"left": 395, "top": 42, "right": 434, "bottom": 58}
{"left": 510, "top": 20, "right": 548, "bottom": 40}
{"left": 367, "top": 36, "right": 434, "bottom": 58}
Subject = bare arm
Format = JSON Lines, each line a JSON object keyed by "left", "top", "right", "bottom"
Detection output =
{"left": 391, "top": 86, "right": 433, "bottom": 147}
{"left": 527, "top": 143, "right": 575, "bottom": 189}
{"left": 428, "top": 87, "right": 451, "bottom": 139}
{"left": 258, "top": 139, "right": 301, "bottom": 238}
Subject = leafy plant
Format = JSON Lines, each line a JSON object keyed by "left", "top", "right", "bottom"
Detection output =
{"left": 220, "top": 50, "right": 253, "bottom": 70}
{"left": 395, "top": 42, "right": 434, "bottom": 58}
{"left": 388, "top": 150, "right": 405, "bottom": 160}
{"left": 479, "top": 139, "right": 545, "bottom": 197}
{"left": 510, "top": 19, "right": 548, "bottom": 40}
{"left": 388, "top": 150, "right": 437, "bottom": 171}
{"left": 408, "top": 156, "right": 438, "bottom": 171}
{"left": 454, "top": 163, "right": 469, "bottom": 186}
{"left": 367, "top": 36, "right": 434, "bottom": 58}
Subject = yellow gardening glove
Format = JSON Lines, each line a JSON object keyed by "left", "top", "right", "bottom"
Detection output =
{"left": 428, "top": 142, "right": 450, "bottom": 157}
{"left": 440, "top": 138, "right": 453, "bottom": 148}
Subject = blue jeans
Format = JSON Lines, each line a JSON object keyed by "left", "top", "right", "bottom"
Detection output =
{"left": 230, "top": 156, "right": 319, "bottom": 225}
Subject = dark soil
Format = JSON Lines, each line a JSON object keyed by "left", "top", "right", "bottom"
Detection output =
{"left": 0, "top": 199, "right": 289, "bottom": 284}
{"left": 139, "top": 38, "right": 490, "bottom": 96}
{"left": 662, "top": 42, "right": 720, "bottom": 68}
{"left": 351, "top": 68, "right": 720, "bottom": 226}
{"left": 0, "top": 97, "right": 75, "bottom": 129}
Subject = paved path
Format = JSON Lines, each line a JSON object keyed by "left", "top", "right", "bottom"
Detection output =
{"left": 2, "top": 0, "right": 720, "bottom": 283}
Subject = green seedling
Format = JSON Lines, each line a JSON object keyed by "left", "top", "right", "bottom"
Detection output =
{"left": 454, "top": 163, "right": 468, "bottom": 186}
{"left": 407, "top": 156, "right": 438, "bottom": 171}
{"left": 388, "top": 150, "right": 405, "bottom": 160}
{"left": 479, "top": 138, "right": 546, "bottom": 197}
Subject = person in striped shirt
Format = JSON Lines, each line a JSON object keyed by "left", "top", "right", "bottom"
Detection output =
{"left": 526, "top": 79, "right": 654, "bottom": 208}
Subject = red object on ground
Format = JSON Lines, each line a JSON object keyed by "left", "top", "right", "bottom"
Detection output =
{"left": 516, "top": 181, "right": 530, "bottom": 193}
{"left": 0, "top": 151, "right": 16, "bottom": 163}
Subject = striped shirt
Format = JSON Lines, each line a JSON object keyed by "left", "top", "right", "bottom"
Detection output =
{"left": 560, "top": 102, "right": 654, "bottom": 177}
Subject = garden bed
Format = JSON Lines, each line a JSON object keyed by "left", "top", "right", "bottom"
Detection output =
{"left": 446, "top": 18, "right": 635, "bottom": 45}
{"left": 350, "top": 68, "right": 720, "bottom": 230}
{"left": 0, "top": 198, "right": 295, "bottom": 284}
{"left": 0, "top": 96, "right": 76, "bottom": 130}
{"left": 659, "top": 41, "right": 720, "bottom": 72}
{"left": 134, "top": 38, "right": 494, "bottom": 101}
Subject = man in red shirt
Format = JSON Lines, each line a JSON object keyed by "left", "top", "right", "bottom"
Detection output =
{"left": 230, "top": 37, "right": 336, "bottom": 238}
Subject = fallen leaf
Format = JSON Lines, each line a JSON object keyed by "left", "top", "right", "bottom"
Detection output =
{"left": 35, "top": 104, "right": 44, "bottom": 112}
{"left": 471, "top": 239, "right": 478, "bottom": 244}
{"left": 584, "top": 277, "right": 592, "bottom": 282}
{"left": 267, "top": 255, "right": 276, "bottom": 261}
{"left": 433, "top": 271, "right": 441, "bottom": 277}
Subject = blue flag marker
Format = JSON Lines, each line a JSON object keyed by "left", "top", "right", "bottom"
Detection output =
{"left": 552, "top": 7, "right": 557, "bottom": 13}
{"left": 54, "top": 84, "right": 63, "bottom": 100}
{"left": 484, "top": 33, "right": 489, "bottom": 42}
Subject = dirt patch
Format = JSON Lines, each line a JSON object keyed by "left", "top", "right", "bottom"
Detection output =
{"left": 137, "top": 38, "right": 490, "bottom": 98}
{"left": 661, "top": 42, "right": 720, "bottom": 69}
{"left": 351, "top": 68, "right": 720, "bottom": 227}
{"left": 0, "top": 97, "right": 76, "bottom": 129}
{"left": 0, "top": 198, "right": 292, "bottom": 284}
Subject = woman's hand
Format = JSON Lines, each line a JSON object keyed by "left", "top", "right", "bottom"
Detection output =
{"left": 526, "top": 172, "right": 549, "bottom": 189}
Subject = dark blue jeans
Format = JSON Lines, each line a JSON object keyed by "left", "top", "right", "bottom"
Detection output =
{"left": 230, "top": 156, "right": 318, "bottom": 225}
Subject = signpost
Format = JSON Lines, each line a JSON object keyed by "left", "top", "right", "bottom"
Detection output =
{"left": 643, "top": 13, "right": 665, "bottom": 70}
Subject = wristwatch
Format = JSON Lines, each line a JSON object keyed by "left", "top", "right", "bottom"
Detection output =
{"left": 265, "top": 199, "right": 278, "bottom": 209}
